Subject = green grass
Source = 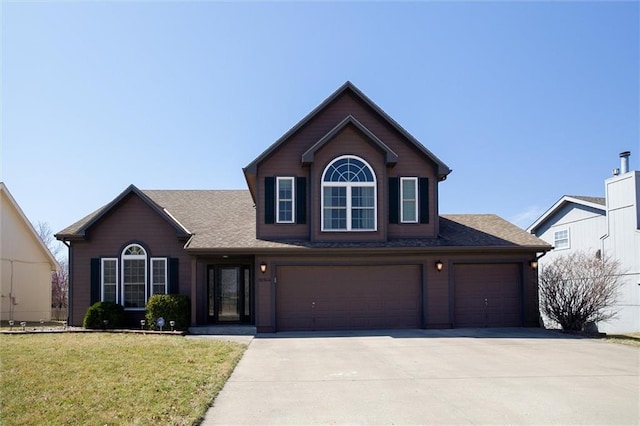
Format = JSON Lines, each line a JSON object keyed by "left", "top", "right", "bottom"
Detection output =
{"left": 0, "top": 333, "right": 246, "bottom": 425}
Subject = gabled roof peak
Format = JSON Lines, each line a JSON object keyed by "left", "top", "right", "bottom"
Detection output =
{"left": 55, "top": 184, "right": 191, "bottom": 240}
{"left": 243, "top": 81, "right": 451, "bottom": 178}
{"left": 301, "top": 114, "right": 399, "bottom": 165}
{"left": 527, "top": 194, "right": 606, "bottom": 233}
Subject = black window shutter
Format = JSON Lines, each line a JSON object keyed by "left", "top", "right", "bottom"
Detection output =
{"left": 296, "top": 177, "right": 307, "bottom": 224}
{"left": 264, "top": 177, "right": 275, "bottom": 224}
{"left": 168, "top": 258, "right": 179, "bottom": 294}
{"left": 389, "top": 177, "right": 399, "bottom": 224}
{"left": 419, "top": 177, "right": 429, "bottom": 224}
{"left": 90, "top": 258, "right": 100, "bottom": 305}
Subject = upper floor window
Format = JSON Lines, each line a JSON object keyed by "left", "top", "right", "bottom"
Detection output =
{"left": 122, "top": 244, "right": 147, "bottom": 309}
{"left": 401, "top": 177, "right": 418, "bottom": 223}
{"left": 277, "top": 177, "right": 295, "bottom": 223}
{"left": 554, "top": 229, "right": 569, "bottom": 249}
{"left": 321, "top": 155, "right": 376, "bottom": 231}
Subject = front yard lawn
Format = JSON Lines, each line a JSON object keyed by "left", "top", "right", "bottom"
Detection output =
{"left": 0, "top": 333, "right": 246, "bottom": 425}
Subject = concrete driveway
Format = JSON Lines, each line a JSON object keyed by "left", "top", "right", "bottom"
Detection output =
{"left": 201, "top": 328, "right": 639, "bottom": 425}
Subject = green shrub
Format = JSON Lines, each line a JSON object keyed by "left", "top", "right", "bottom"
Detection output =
{"left": 145, "top": 294, "right": 190, "bottom": 331}
{"left": 83, "top": 302, "right": 125, "bottom": 329}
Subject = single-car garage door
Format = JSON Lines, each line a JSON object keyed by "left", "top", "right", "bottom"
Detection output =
{"left": 454, "top": 263, "right": 522, "bottom": 327}
{"left": 276, "top": 265, "right": 421, "bottom": 331}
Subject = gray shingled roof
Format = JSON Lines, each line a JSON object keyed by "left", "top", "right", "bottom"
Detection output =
{"left": 57, "top": 188, "right": 550, "bottom": 251}
{"left": 567, "top": 195, "right": 606, "bottom": 206}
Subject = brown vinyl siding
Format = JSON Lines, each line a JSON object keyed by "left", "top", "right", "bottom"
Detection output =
{"left": 256, "top": 90, "right": 440, "bottom": 242}
{"left": 68, "top": 194, "right": 191, "bottom": 326}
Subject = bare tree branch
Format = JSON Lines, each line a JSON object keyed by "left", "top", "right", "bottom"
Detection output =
{"left": 539, "top": 251, "right": 624, "bottom": 331}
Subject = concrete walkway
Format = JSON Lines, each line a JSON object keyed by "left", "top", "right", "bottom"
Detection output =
{"left": 200, "top": 328, "right": 639, "bottom": 425}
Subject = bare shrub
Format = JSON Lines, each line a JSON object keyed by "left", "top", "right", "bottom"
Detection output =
{"left": 539, "top": 251, "right": 624, "bottom": 331}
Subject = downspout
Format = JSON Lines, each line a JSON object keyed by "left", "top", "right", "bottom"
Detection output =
{"left": 61, "top": 239, "right": 72, "bottom": 325}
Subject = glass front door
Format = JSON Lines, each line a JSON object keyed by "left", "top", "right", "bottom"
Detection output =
{"left": 208, "top": 265, "right": 251, "bottom": 323}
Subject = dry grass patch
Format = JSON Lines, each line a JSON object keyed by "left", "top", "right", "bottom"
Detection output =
{"left": 604, "top": 333, "right": 640, "bottom": 348}
{"left": 0, "top": 333, "right": 245, "bottom": 425}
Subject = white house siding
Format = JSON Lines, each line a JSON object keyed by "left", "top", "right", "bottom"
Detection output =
{"left": 0, "top": 185, "right": 56, "bottom": 322}
{"left": 536, "top": 204, "right": 606, "bottom": 264}
{"left": 600, "top": 172, "right": 640, "bottom": 333}
{"left": 531, "top": 171, "right": 640, "bottom": 333}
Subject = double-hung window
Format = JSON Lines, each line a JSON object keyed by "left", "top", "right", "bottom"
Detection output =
{"left": 101, "top": 258, "right": 118, "bottom": 303}
{"left": 400, "top": 177, "right": 418, "bottom": 223}
{"left": 322, "top": 155, "right": 376, "bottom": 231}
{"left": 151, "top": 258, "right": 167, "bottom": 296}
{"left": 554, "top": 229, "right": 569, "bottom": 249}
{"left": 276, "top": 177, "right": 295, "bottom": 223}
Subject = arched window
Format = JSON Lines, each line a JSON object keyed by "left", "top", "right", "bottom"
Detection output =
{"left": 122, "top": 244, "right": 147, "bottom": 309}
{"left": 321, "top": 155, "right": 376, "bottom": 231}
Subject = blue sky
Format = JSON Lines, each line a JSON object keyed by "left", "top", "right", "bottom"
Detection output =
{"left": 2, "top": 1, "right": 638, "bottom": 251}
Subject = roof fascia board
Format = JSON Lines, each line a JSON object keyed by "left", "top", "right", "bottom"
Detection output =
{"left": 301, "top": 115, "right": 398, "bottom": 165}
{"left": 527, "top": 195, "right": 606, "bottom": 233}
{"left": 0, "top": 182, "right": 60, "bottom": 270}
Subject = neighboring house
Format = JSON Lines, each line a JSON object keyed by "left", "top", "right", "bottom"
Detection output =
{"left": 57, "top": 82, "right": 551, "bottom": 332}
{"left": 1, "top": 182, "right": 59, "bottom": 322}
{"left": 528, "top": 152, "right": 640, "bottom": 333}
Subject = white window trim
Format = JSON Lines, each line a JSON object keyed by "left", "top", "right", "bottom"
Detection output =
{"left": 321, "top": 155, "right": 377, "bottom": 232}
{"left": 554, "top": 229, "right": 570, "bottom": 250}
{"left": 101, "top": 258, "right": 118, "bottom": 303}
{"left": 150, "top": 257, "right": 168, "bottom": 296}
{"left": 276, "top": 176, "right": 295, "bottom": 224}
{"left": 400, "top": 177, "right": 418, "bottom": 223}
{"left": 121, "top": 244, "right": 147, "bottom": 311}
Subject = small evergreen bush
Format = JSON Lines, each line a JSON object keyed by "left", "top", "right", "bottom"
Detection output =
{"left": 83, "top": 302, "right": 125, "bottom": 329}
{"left": 145, "top": 294, "right": 190, "bottom": 331}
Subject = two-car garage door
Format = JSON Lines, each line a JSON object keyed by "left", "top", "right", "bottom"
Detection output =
{"left": 274, "top": 263, "right": 523, "bottom": 331}
{"left": 276, "top": 265, "right": 421, "bottom": 331}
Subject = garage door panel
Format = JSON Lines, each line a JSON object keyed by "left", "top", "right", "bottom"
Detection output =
{"left": 277, "top": 265, "right": 421, "bottom": 331}
{"left": 454, "top": 263, "right": 522, "bottom": 328}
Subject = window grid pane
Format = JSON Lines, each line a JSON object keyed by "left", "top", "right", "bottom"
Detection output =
{"left": 401, "top": 178, "right": 418, "bottom": 223}
{"left": 102, "top": 259, "right": 117, "bottom": 303}
{"left": 322, "top": 156, "right": 376, "bottom": 231}
{"left": 152, "top": 259, "right": 166, "bottom": 295}
{"left": 124, "top": 259, "right": 145, "bottom": 308}
{"left": 554, "top": 230, "right": 569, "bottom": 248}
{"left": 277, "top": 178, "right": 294, "bottom": 223}
{"left": 402, "top": 201, "right": 417, "bottom": 222}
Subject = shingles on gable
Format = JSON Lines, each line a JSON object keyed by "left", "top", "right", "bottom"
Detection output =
{"left": 567, "top": 195, "right": 606, "bottom": 206}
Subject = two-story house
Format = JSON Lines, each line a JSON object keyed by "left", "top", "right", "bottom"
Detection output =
{"left": 56, "top": 82, "right": 550, "bottom": 332}
{"left": 528, "top": 152, "right": 640, "bottom": 333}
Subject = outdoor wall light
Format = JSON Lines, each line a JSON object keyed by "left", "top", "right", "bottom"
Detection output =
{"left": 530, "top": 260, "right": 538, "bottom": 269}
{"left": 435, "top": 260, "right": 444, "bottom": 272}
{"left": 260, "top": 262, "right": 268, "bottom": 274}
